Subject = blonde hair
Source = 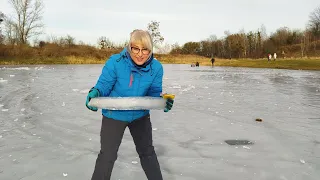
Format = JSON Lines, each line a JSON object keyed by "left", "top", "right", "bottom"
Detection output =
{"left": 127, "top": 29, "right": 153, "bottom": 54}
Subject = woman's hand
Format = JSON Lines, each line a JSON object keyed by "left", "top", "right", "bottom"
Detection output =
{"left": 161, "top": 93, "right": 175, "bottom": 112}
{"left": 86, "top": 88, "right": 100, "bottom": 111}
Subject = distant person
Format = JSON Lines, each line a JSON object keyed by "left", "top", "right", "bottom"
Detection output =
{"left": 191, "top": 63, "right": 195, "bottom": 67}
{"left": 282, "top": 50, "right": 286, "bottom": 59}
{"left": 268, "top": 54, "right": 272, "bottom": 61}
{"left": 86, "top": 29, "right": 174, "bottom": 180}
{"left": 195, "top": 62, "right": 199, "bottom": 67}
{"left": 211, "top": 57, "right": 215, "bottom": 67}
{"left": 273, "top": 52, "right": 277, "bottom": 61}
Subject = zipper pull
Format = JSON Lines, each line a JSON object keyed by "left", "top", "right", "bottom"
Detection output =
{"left": 129, "top": 73, "right": 133, "bottom": 87}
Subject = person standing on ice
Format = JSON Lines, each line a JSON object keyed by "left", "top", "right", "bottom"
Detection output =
{"left": 211, "top": 57, "right": 215, "bottom": 67}
{"left": 85, "top": 29, "right": 174, "bottom": 180}
{"left": 268, "top": 53, "right": 272, "bottom": 61}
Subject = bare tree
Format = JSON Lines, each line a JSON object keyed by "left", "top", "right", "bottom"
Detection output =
{"left": 300, "top": 33, "right": 306, "bottom": 58}
{"left": 147, "top": 21, "right": 164, "bottom": 48}
{"left": 309, "top": 6, "right": 320, "bottom": 36}
{"left": 239, "top": 29, "right": 247, "bottom": 58}
{"left": 224, "top": 30, "right": 232, "bottom": 59}
{"left": 207, "top": 34, "right": 217, "bottom": 57}
{"left": 6, "top": 0, "right": 44, "bottom": 44}
{"left": 0, "top": 11, "right": 4, "bottom": 44}
{"left": 98, "top": 36, "right": 107, "bottom": 49}
{"left": 117, "top": 40, "right": 128, "bottom": 49}
{"left": 308, "top": 6, "right": 320, "bottom": 51}
{"left": 259, "top": 24, "right": 268, "bottom": 41}
{"left": 4, "top": 18, "right": 18, "bottom": 45}
{"left": 170, "top": 42, "right": 181, "bottom": 54}
{"left": 97, "top": 36, "right": 114, "bottom": 49}
{"left": 65, "top": 35, "right": 75, "bottom": 47}
{"left": 156, "top": 43, "right": 172, "bottom": 54}
{"left": 0, "top": 12, "right": 3, "bottom": 22}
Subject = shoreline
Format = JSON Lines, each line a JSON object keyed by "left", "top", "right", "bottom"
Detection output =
{"left": 1, "top": 56, "right": 320, "bottom": 71}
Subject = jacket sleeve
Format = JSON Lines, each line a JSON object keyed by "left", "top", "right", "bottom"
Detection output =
{"left": 147, "top": 65, "right": 163, "bottom": 97}
{"left": 94, "top": 58, "right": 117, "bottom": 97}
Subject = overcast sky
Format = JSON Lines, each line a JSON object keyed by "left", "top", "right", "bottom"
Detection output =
{"left": 1, "top": 0, "right": 319, "bottom": 46}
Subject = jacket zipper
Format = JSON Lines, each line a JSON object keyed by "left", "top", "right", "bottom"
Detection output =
{"left": 131, "top": 70, "right": 142, "bottom": 121}
{"left": 129, "top": 73, "right": 133, "bottom": 87}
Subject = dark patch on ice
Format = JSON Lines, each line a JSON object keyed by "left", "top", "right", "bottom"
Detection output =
{"left": 154, "top": 144, "right": 172, "bottom": 175}
{"left": 154, "top": 144, "right": 166, "bottom": 157}
{"left": 161, "top": 165, "right": 173, "bottom": 175}
{"left": 179, "top": 138, "right": 200, "bottom": 149}
{"left": 225, "top": 140, "right": 254, "bottom": 146}
{"left": 313, "top": 140, "right": 320, "bottom": 145}
{"left": 308, "top": 117, "right": 320, "bottom": 120}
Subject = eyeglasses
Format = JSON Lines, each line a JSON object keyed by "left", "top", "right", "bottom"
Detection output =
{"left": 131, "top": 46, "right": 150, "bottom": 55}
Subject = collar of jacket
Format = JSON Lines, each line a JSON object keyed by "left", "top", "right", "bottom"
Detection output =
{"left": 119, "top": 48, "right": 153, "bottom": 73}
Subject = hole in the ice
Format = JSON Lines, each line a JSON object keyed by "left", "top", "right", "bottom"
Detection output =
{"left": 224, "top": 140, "right": 254, "bottom": 146}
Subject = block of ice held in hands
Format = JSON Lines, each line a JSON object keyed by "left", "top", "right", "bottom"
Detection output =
{"left": 88, "top": 97, "right": 167, "bottom": 110}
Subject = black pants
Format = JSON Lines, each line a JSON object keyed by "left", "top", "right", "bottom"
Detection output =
{"left": 91, "top": 114, "right": 163, "bottom": 180}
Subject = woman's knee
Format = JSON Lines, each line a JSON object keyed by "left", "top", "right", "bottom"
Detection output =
{"left": 137, "top": 145, "right": 156, "bottom": 158}
{"left": 97, "top": 150, "right": 118, "bottom": 162}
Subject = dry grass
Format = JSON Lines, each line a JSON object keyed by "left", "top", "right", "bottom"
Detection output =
{"left": 212, "top": 58, "right": 320, "bottom": 70}
{"left": 155, "top": 55, "right": 320, "bottom": 70}
{"left": 155, "top": 54, "right": 210, "bottom": 64}
{"left": 0, "top": 56, "right": 106, "bottom": 65}
{"left": 1, "top": 53, "right": 320, "bottom": 71}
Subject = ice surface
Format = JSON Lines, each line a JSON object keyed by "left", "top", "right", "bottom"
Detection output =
{"left": 80, "top": 89, "right": 90, "bottom": 94}
{"left": 0, "top": 64, "right": 320, "bottom": 180}
{"left": 131, "top": 161, "right": 138, "bottom": 164}
{"left": 0, "top": 78, "right": 8, "bottom": 83}
{"left": 0, "top": 67, "right": 30, "bottom": 70}
{"left": 88, "top": 97, "right": 167, "bottom": 110}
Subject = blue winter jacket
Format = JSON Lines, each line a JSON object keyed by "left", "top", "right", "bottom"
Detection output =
{"left": 93, "top": 48, "right": 163, "bottom": 122}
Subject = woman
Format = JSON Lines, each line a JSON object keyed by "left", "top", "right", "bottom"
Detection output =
{"left": 85, "top": 29, "right": 174, "bottom": 180}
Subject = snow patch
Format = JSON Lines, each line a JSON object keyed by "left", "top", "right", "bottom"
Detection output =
{"left": 80, "top": 89, "right": 90, "bottom": 94}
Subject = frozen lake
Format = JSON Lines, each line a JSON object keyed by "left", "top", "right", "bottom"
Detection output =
{"left": 0, "top": 64, "right": 320, "bottom": 180}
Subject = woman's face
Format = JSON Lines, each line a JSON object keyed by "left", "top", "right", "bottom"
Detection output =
{"left": 129, "top": 42, "right": 151, "bottom": 65}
